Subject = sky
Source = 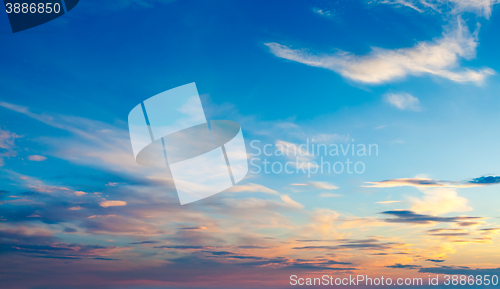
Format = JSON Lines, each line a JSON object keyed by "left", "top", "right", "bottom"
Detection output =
{"left": 1, "top": 0, "right": 500, "bottom": 288}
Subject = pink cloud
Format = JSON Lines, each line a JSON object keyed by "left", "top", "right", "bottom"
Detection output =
{"left": 27, "top": 155, "right": 47, "bottom": 161}
{"left": 100, "top": 200, "right": 127, "bottom": 208}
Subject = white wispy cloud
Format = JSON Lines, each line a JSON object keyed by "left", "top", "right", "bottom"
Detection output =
{"left": 379, "top": 0, "right": 500, "bottom": 18}
{"left": 227, "top": 183, "right": 279, "bottom": 195}
{"left": 312, "top": 7, "right": 332, "bottom": 17}
{"left": 376, "top": 200, "right": 402, "bottom": 204}
{"left": 265, "top": 19, "right": 494, "bottom": 85}
{"left": 319, "top": 192, "right": 342, "bottom": 198}
{"left": 384, "top": 93, "right": 421, "bottom": 111}
{"left": 309, "top": 181, "right": 339, "bottom": 190}
{"left": 280, "top": 195, "right": 304, "bottom": 209}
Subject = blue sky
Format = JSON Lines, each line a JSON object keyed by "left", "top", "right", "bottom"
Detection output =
{"left": 1, "top": 0, "right": 500, "bottom": 288}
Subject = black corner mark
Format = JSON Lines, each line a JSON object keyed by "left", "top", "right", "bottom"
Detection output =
{"left": 64, "top": 0, "right": 77, "bottom": 12}
{"left": 3, "top": 0, "right": 79, "bottom": 33}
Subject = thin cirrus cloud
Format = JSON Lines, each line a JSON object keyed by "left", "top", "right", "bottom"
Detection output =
{"left": 378, "top": 0, "right": 500, "bottom": 19}
{"left": 227, "top": 183, "right": 305, "bottom": 209}
{"left": 292, "top": 181, "right": 339, "bottom": 190}
{"left": 280, "top": 195, "right": 304, "bottom": 209}
{"left": 384, "top": 93, "right": 421, "bottom": 111}
{"left": 290, "top": 182, "right": 342, "bottom": 197}
{"left": 265, "top": 19, "right": 494, "bottom": 85}
{"left": 319, "top": 192, "right": 342, "bottom": 198}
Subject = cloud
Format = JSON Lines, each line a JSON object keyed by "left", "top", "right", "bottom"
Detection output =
{"left": 384, "top": 0, "right": 426, "bottom": 12}
{"left": 319, "top": 193, "right": 342, "bottom": 198}
{"left": 457, "top": 221, "right": 483, "bottom": 226}
{"left": 292, "top": 181, "right": 339, "bottom": 190}
{"left": 479, "top": 227, "right": 500, "bottom": 235}
{"left": 179, "top": 226, "right": 207, "bottom": 231}
{"left": 309, "top": 181, "right": 339, "bottom": 190}
{"left": 265, "top": 19, "right": 494, "bottom": 85}
{"left": 275, "top": 140, "right": 316, "bottom": 164}
{"left": 0, "top": 128, "right": 21, "bottom": 166}
{"left": 380, "top": 210, "right": 482, "bottom": 224}
{"left": 1, "top": 100, "right": 498, "bottom": 287}
{"left": 311, "top": 133, "right": 351, "bottom": 143}
{"left": 447, "top": 0, "right": 500, "bottom": 17}
{"left": 426, "top": 228, "right": 470, "bottom": 236}
{"left": 426, "top": 258, "right": 445, "bottom": 262}
{"left": 364, "top": 175, "right": 500, "bottom": 189}
{"left": 227, "top": 183, "right": 304, "bottom": 209}
{"left": 280, "top": 195, "right": 304, "bottom": 209}
{"left": 0, "top": 101, "right": 148, "bottom": 178}
{"left": 419, "top": 265, "right": 500, "bottom": 275}
{"left": 226, "top": 183, "right": 279, "bottom": 195}
{"left": 0, "top": 128, "right": 20, "bottom": 150}
{"left": 293, "top": 238, "right": 402, "bottom": 252}
{"left": 364, "top": 177, "right": 455, "bottom": 188}
{"left": 386, "top": 263, "right": 421, "bottom": 269}
{"left": 199, "top": 251, "right": 357, "bottom": 271}
{"left": 0, "top": 228, "right": 122, "bottom": 260}
{"left": 364, "top": 176, "right": 477, "bottom": 214}
{"left": 312, "top": 7, "right": 332, "bottom": 17}
{"left": 378, "top": 0, "right": 500, "bottom": 18}
{"left": 384, "top": 93, "right": 421, "bottom": 111}
{"left": 99, "top": 200, "right": 127, "bottom": 208}
{"left": 410, "top": 187, "right": 471, "bottom": 215}
{"left": 130, "top": 240, "right": 161, "bottom": 245}
{"left": 27, "top": 155, "right": 47, "bottom": 161}
{"left": 467, "top": 175, "right": 500, "bottom": 184}
{"left": 376, "top": 200, "right": 402, "bottom": 204}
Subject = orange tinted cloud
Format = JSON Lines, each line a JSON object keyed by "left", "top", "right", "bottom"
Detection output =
{"left": 99, "top": 200, "right": 127, "bottom": 208}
